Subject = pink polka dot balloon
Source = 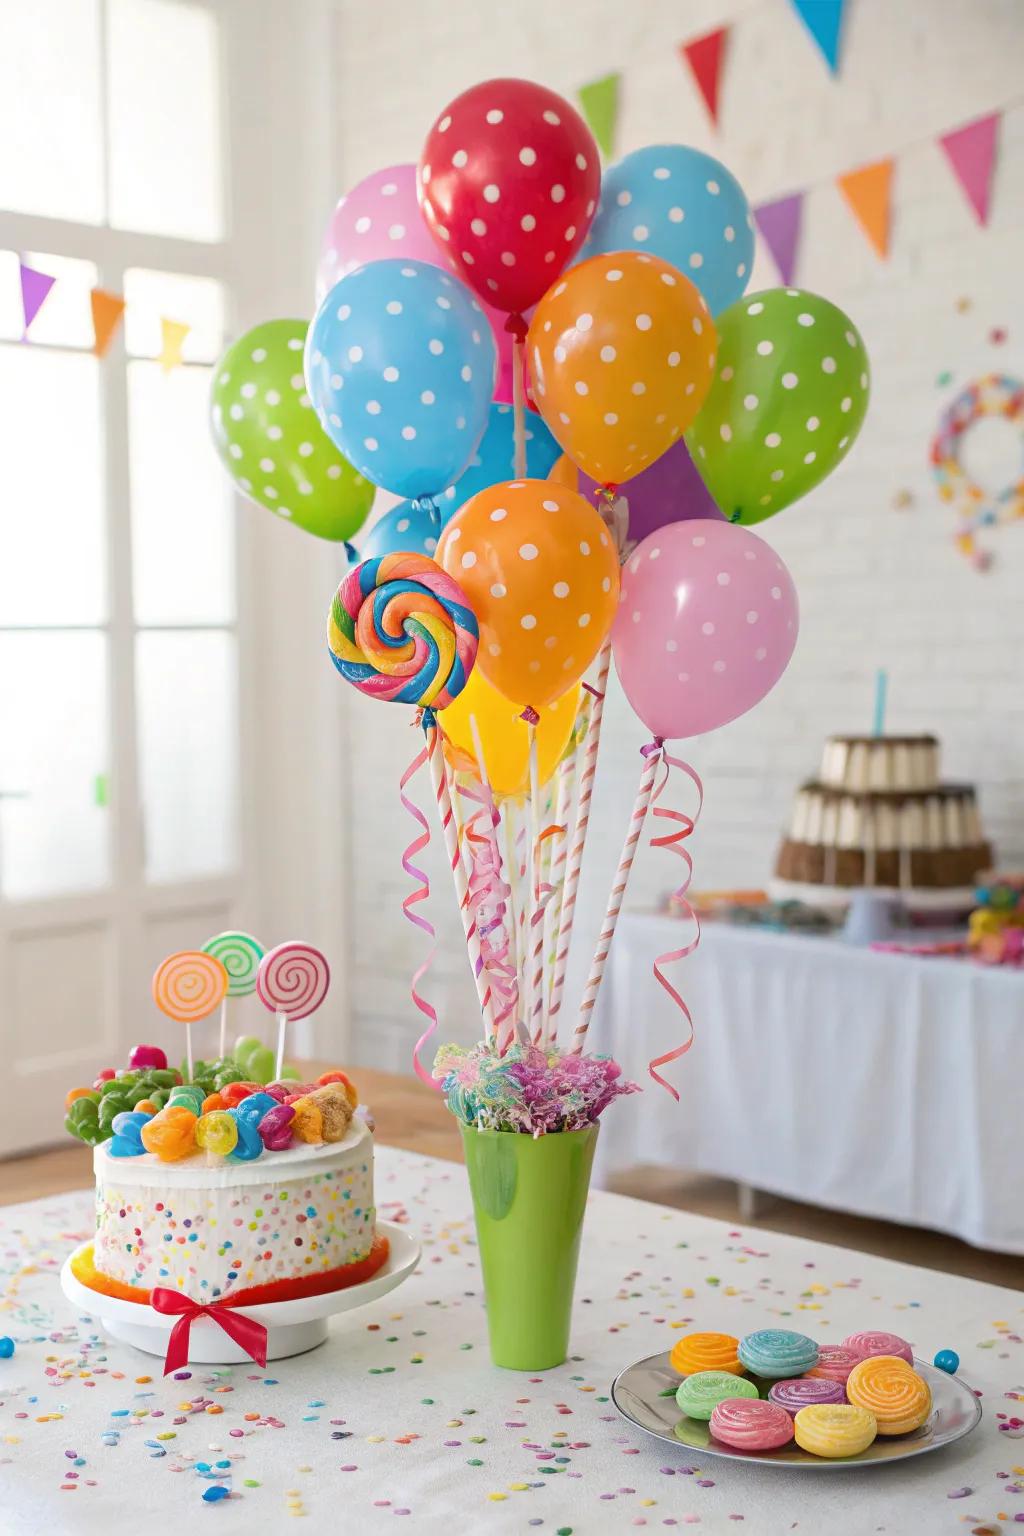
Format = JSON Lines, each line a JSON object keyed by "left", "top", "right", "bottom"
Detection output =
{"left": 315, "top": 163, "right": 516, "bottom": 404}
{"left": 612, "top": 519, "right": 799, "bottom": 740}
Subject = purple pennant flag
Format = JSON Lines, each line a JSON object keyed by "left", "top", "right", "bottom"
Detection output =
{"left": 20, "top": 261, "right": 56, "bottom": 336}
{"left": 753, "top": 193, "right": 804, "bottom": 287}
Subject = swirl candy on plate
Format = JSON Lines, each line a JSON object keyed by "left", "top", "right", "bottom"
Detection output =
{"left": 793, "top": 1403, "right": 878, "bottom": 1458}
{"left": 846, "top": 1355, "right": 932, "bottom": 1435}
{"left": 709, "top": 1398, "right": 794, "bottom": 1452}
{"left": 669, "top": 1331, "right": 743, "bottom": 1377}
{"left": 738, "top": 1328, "right": 819, "bottom": 1379}
{"left": 327, "top": 553, "right": 478, "bottom": 709}
{"left": 806, "top": 1344, "right": 861, "bottom": 1385}
{"left": 768, "top": 1377, "right": 846, "bottom": 1416}
{"left": 842, "top": 1330, "right": 914, "bottom": 1365}
{"left": 195, "top": 1110, "right": 239, "bottom": 1158}
{"left": 676, "top": 1371, "right": 759, "bottom": 1421}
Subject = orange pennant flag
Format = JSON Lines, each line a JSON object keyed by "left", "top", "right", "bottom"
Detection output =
{"left": 90, "top": 289, "right": 126, "bottom": 357}
{"left": 837, "top": 159, "right": 893, "bottom": 258}
{"left": 159, "top": 317, "right": 191, "bottom": 372}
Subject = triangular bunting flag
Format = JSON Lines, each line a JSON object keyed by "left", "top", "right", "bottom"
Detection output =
{"left": 939, "top": 113, "right": 1000, "bottom": 225}
{"left": 837, "top": 159, "right": 893, "bottom": 258}
{"left": 577, "top": 72, "right": 621, "bottom": 161}
{"left": 753, "top": 194, "right": 804, "bottom": 286}
{"left": 679, "top": 26, "right": 729, "bottom": 126}
{"left": 20, "top": 262, "right": 56, "bottom": 337}
{"left": 159, "top": 318, "right": 190, "bottom": 372}
{"left": 90, "top": 289, "right": 126, "bottom": 357}
{"left": 788, "top": 0, "right": 846, "bottom": 73}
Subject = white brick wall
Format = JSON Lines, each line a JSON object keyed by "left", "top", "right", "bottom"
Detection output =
{"left": 318, "top": 0, "right": 1024, "bottom": 1071}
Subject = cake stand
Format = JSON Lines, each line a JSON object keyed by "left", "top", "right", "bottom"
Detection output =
{"left": 60, "top": 1220, "right": 420, "bottom": 1364}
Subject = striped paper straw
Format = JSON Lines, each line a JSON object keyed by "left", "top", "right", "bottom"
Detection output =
{"left": 548, "top": 639, "right": 612, "bottom": 1035}
{"left": 425, "top": 720, "right": 494, "bottom": 1037}
{"left": 572, "top": 740, "right": 663, "bottom": 1053}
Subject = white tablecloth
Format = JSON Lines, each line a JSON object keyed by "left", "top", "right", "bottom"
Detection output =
{"left": 590, "top": 917, "right": 1024, "bottom": 1254}
{"left": 2, "top": 1145, "right": 1024, "bottom": 1535}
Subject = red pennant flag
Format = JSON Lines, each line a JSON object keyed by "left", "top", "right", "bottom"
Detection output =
{"left": 939, "top": 113, "right": 1000, "bottom": 226}
{"left": 679, "top": 26, "right": 729, "bottom": 127}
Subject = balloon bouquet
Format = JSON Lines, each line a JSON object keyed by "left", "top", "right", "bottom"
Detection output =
{"left": 209, "top": 77, "right": 870, "bottom": 1106}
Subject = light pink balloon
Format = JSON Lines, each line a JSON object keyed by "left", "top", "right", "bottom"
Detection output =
{"left": 315, "top": 163, "right": 514, "bottom": 402}
{"left": 612, "top": 520, "right": 799, "bottom": 741}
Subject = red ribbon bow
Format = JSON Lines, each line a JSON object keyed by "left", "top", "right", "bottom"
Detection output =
{"left": 150, "top": 1287, "right": 269, "bottom": 1376}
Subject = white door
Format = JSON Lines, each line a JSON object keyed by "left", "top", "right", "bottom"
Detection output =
{"left": 0, "top": 0, "right": 264, "bottom": 1154}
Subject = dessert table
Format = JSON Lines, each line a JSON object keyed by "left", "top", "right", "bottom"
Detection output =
{"left": 590, "top": 915, "right": 1024, "bottom": 1255}
{"left": 2, "top": 1144, "right": 1023, "bottom": 1535}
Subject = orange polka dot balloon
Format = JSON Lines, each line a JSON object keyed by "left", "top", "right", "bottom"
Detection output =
{"left": 528, "top": 251, "right": 717, "bottom": 487}
{"left": 436, "top": 478, "right": 619, "bottom": 707}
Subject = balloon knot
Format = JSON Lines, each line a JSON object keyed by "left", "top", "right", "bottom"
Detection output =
{"left": 503, "top": 312, "right": 528, "bottom": 342}
{"left": 344, "top": 541, "right": 360, "bottom": 566}
{"left": 599, "top": 483, "right": 619, "bottom": 502}
{"left": 640, "top": 738, "right": 665, "bottom": 758}
{"left": 519, "top": 705, "right": 540, "bottom": 726}
{"left": 418, "top": 707, "right": 437, "bottom": 732}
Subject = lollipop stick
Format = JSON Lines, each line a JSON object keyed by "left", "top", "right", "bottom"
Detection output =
{"left": 218, "top": 997, "right": 227, "bottom": 1061}
{"left": 527, "top": 723, "right": 545, "bottom": 1046}
{"left": 468, "top": 712, "right": 518, "bottom": 1047}
{"left": 185, "top": 1021, "right": 194, "bottom": 1083}
{"left": 512, "top": 332, "right": 527, "bottom": 479}
{"left": 544, "top": 693, "right": 588, "bottom": 1043}
{"left": 275, "top": 1011, "right": 287, "bottom": 1081}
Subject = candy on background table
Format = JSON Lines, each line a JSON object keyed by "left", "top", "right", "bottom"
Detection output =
{"left": 1, "top": 1145, "right": 1023, "bottom": 1536}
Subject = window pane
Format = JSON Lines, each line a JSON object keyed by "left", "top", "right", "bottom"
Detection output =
{"left": 0, "top": 251, "right": 101, "bottom": 346}
{"left": 0, "top": 632, "right": 110, "bottom": 899}
{"left": 123, "top": 269, "right": 225, "bottom": 363}
{"left": 0, "top": 0, "right": 104, "bottom": 223}
{"left": 107, "top": 0, "right": 224, "bottom": 241}
{"left": 128, "top": 360, "right": 234, "bottom": 625}
{"left": 0, "top": 347, "right": 106, "bottom": 625}
{"left": 136, "top": 630, "right": 238, "bottom": 882}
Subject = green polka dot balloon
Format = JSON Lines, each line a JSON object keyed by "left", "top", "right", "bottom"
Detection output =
{"left": 210, "top": 319, "right": 374, "bottom": 542}
{"left": 685, "top": 288, "right": 870, "bottom": 526}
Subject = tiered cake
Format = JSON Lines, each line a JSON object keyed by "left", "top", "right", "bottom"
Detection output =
{"left": 772, "top": 734, "right": 991, "bottom": 908}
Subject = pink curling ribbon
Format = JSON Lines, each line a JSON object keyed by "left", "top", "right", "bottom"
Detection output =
{"left": 458, "top": 773, "right": 519, "bottom": 1045}
{"left": 646, "top": 751, "right": 704, "bottom": 1100}
{"left": 399, "top": 727, "right": 442, "bottom": 1089}
{"left": 151, "top": 1288, "right": 268, "bottom": 1375}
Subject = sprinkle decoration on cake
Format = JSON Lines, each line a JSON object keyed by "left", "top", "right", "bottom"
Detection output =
{"left": 772, "top": 733, "right": 992, "bottom": 906}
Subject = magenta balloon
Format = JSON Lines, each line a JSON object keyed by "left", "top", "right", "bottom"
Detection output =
{"left": 316, "top": 163, "right": 514, "bottom": 404}
{"left": 612, "top": 519, "right": 799, "bottom": 741}
{"left": 576, "top": 438, "right": 723, "bottom": 549}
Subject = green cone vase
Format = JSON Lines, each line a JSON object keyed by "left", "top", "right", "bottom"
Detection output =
{"left": 461, "top": 1123, "right": 598, "bottom": 1370}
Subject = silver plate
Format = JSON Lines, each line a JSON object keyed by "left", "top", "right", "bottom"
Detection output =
{"left": 611, "top": 1352, "right": 982, "bottom": 1469}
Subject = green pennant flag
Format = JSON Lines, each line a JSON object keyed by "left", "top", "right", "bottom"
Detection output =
{"left": 577, "top": 71, "right": 621, "bottom": 161}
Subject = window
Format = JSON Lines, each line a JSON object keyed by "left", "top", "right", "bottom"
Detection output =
{"left": 0, "top": 0, "right": 237, "bottom": 900}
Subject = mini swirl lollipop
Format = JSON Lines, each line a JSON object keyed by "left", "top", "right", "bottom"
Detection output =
{"left": 201, "top": 930, "right": 265, "bottom": 1060}
{"left": 327, "top": 553, "right": 488, "bottom": 1066}
{"left": 256, "top": 941, "right": 330, "bottom": 1080}
{"left": 153, "top": 951, "right": 229, "bottom": 1081}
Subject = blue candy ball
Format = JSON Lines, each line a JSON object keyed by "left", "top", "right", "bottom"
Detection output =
{"left": 0, "top": 1336, "right": 15, "bottom": 1358}
{"left": 933, "top": 1348, "right": 959, "bottom": 1374}
{"left": 202, "top": 1485, "right": 230, "bottom": 1503}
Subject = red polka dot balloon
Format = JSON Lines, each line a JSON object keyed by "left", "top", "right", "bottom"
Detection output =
{"left": 418, "top": 79, "right": 600, "bottom": 316}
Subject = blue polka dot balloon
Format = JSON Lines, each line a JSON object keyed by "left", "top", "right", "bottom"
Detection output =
{"left": 360, "top": 497, "right": 443, "bottom": 561}
{"left": 438, "top": 401, "right": 560, "bottom": 524}
{"left": 581, "top": 145, "right": 755, "bottom": 317}
{"left": 305, "top": 258, "right": 497, "bottom": 500}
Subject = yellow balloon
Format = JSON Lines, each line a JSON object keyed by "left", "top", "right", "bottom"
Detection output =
{"left": 442, "top": 669, "right": 581, "bottom": 798}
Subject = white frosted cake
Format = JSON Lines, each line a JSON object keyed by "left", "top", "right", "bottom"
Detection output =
{"left": 773, "top": 734, "right": 991, "bottom": 909}
{"left": 92, "top": 1121, "right": 376, "bottom": 1301}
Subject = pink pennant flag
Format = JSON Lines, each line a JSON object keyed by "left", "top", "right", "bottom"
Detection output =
{"left": 753, "top": 193, "right": 804, "bottom": 286}
{"left": 939, "top": 113, "right": 1000, "bottom": 226}
{"left": 20, "top": 262, "right": 56, "bottom": 337}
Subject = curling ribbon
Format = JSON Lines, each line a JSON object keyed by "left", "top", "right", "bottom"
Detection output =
{"left": 646, "top": 751, "right": 704, "bottom": 1100}
{"left": 458, "top": 773, "right": 519, "bottom": 1043}
{"left": 399, "top": 724, "right": 442, "bottom": 1089}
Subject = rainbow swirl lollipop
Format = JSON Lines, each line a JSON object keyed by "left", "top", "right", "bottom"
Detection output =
{"left": 327, "top": 553, "right": 478, "bottom": 709}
